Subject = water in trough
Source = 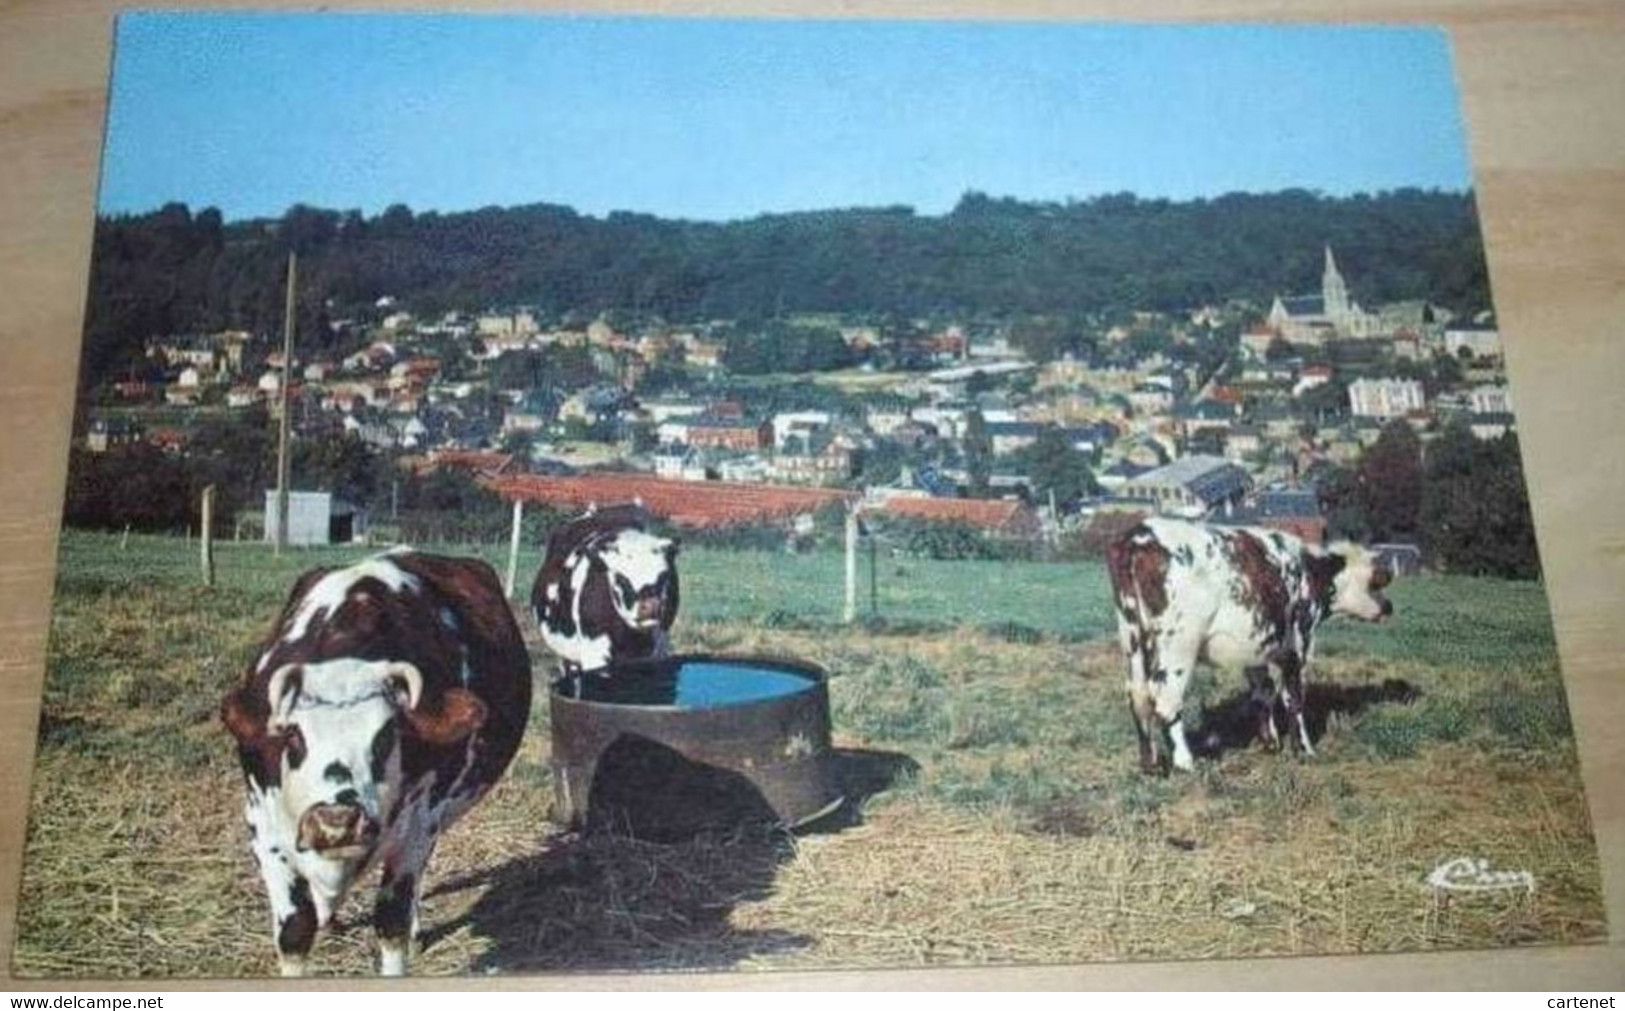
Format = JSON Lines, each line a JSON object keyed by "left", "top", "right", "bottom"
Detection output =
{"left": 567, "top": 659, "right": 818, "bottom": 709}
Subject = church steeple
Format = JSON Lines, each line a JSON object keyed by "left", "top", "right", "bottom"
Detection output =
{"left": 1322, "top": 244, "right": 1350, "bottom": 329}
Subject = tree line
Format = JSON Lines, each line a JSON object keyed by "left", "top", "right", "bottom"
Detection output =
{"left": 66, "top": 410, "right": 1540, "bottom": 578}
{"left": 1319, "top": 420, "right": 1540, "bottom": 580}
{"left": 80, "top": 189, "right": 1491, "bottom": 390}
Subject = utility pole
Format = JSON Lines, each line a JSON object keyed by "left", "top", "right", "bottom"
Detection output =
{"left": 274, "top": 251, "right": 296, "bottom": 556}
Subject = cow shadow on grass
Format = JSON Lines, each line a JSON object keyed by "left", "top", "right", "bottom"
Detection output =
{"left": 420, "top": 744, "right": 915, "bottom": 972}
{"left": 1191, "top": 677, "right": 1422, "bottom": 760}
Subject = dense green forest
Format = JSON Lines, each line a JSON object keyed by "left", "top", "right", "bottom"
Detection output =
{"left": 81, "top": 189, "right": 1491, "bottom": 389}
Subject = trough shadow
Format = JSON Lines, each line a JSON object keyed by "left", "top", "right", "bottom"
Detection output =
{"left": 579, "top": 734, "right": 785, "bottom": 842}
{"left": 564, "top": 736, "right": 919, "bottom": 839}
{"left": 1192, "top": 677, "right": 1422, "bottom": 760}
{"left": 420, "top": 821, "right": 808, "bottom": 973}
{"left": 799, "top": 747, "right": 921, "bottom": 832}
{"left": 419, "top": 743, "right": 917, "bottom": 971}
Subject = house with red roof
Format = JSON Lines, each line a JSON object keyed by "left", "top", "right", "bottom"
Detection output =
{"left": 876, "top": 496, "right": 1041, "bottom": 538}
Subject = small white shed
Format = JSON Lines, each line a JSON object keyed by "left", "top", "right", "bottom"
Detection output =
{"left": 263, "top": 490, "right": 368, "bottom": 546}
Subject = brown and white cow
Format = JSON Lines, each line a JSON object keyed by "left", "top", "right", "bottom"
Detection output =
{"left": 220, "top": 549, "right": 531, "bottom": 975}
{"left": 531, "top": 504, "right": 680, "bottom": 678}
{"left": 1106, "top": 518, "right": 1392, "bottom": 774}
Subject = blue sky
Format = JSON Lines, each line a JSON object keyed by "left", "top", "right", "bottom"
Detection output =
{"left": 99, "top": 14, "right": 1474, "bottom": 222}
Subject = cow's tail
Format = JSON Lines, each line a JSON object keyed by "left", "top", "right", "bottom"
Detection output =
{"left": 1107, "top": 531, "right": 1151, "bottom": 621}
{"left": 1128, "top": 553, "right": 1151, "bottom": 629}
{"left": 1109, "top": 532, "right": 1167, "bottom": 773}
{"left": 1109, "top": 532, "right": 1160, "bottom": 686}
{"left": 1129, "top": 568, "right": 1158, "bottom": 686}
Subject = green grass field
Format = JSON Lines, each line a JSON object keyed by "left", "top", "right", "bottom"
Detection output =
{"left": 11, "top": 530, "right": 1606, "bottom": 976}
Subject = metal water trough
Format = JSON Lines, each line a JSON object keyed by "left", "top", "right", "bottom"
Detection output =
{"left": 549, "top": 654, "right": 843, "bottom": 841}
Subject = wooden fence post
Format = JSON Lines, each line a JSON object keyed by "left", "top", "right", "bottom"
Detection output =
{"left": 505, "top": 497, "right": 525, "bottom": 599}
{"left": 844, "top": 505, "right": 858, "bottom": 624}
{"left": 868, "top": 521, "right": 878, "bottom": 618}
{"left": 200, "top": 485, "right": 216, "bottom": 588}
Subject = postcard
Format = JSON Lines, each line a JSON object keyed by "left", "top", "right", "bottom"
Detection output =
{"left": 12, "top": 13, "right": 1604, "bottom": 977}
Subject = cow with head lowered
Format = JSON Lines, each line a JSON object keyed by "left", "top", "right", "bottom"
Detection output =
{"left": 531, "top": 504, "right": 680, "bottom": 678}
{"left": 221, "top": 549, "right": 530, "bottom": 976}
{"left": 1106, "top": 518, "right": 1393, "bottom": 775}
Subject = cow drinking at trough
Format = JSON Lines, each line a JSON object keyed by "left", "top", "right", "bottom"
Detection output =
{"left": 220, "top": 549, "right": 531, "bottom": 975}
{"left": 531, "top": 504, "right": 680, "bottom": 678}
{"left": 1106, "top": 518, "right": 1392, "bottom": 775}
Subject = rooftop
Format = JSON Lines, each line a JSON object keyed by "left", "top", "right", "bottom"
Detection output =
{"left": 1252, "top": 489, "right": 1323, "bottom": 519}
{"left": 1129, "top": 455, "right": 1253, "bottom": 504}
{"left": 878, "top": 496, "right": 1036, "bottom": 533}
{"left": 1278, "top": 295, "right": 1327, "bottom": 316}
{"left": 1100, "top": 460, "right": 1152, "bottom": 480}
{"left": 485, "top": 473, "right": 854, "bottom": 529}
{"left": 690, "top": 414, "right": 766, "bottom": 430}
{"left": 984, "top": 421, "right": 1044, "bottom": 437}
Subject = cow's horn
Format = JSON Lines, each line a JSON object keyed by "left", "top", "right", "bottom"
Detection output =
{"left": 387, "top": 662, "right": 424, "bottom": 711}
{"left": 266, "top": 664, "right": 303, "bottom": 721}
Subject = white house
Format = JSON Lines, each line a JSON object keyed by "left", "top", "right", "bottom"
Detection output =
{"left": 343, "top": 342, "right": 397, "bottom": 371}
{"left": 476, "top": 314, "right": 516, "bottom": 337}
{"left": 1293, "top": 364, "right": 1335, "bottom": 397}
{"left": 866, "top": 405, "right": 912, "bottom": 437}
{"left": 912, "top": 405, "right": 968, "bottom": 441}
{"left": 1469, "top": 384, "right": 1513, "bottom": 415}
{"left": 1445, "top": 325, "right": 1503, "bottom": 361}
{"left": 718, "top": 456, "right": 769, "bottom": 484}
{"left": 1348, "top": 377, "right": 1425, "bottom": 419}
{"left": 641, "top": 397, "right": 709, "bottom": 424}
{"left": 401, "top": 416, "right": 429, "bottom": 448}
{"left": 657, "top": 419, "right": 694, "bottom": 446}
{"left": 772, "top": 410, "right": 833, "bottom": 449}
{"left": 1469, "top": 413, "right": 1516, "bottom": 440}
{"left": 653, "top": 448, "right": 711, "bottom": 482}
{"left": 1127, "top": 385, "right": 1175, "bottom": 416}
{"left": 428, "top": 381, "right": 477, "bottom": 402}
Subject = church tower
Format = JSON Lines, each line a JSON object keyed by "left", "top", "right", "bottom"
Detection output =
{"left": 1322, "top": 245, "right": 1351, "bottom": 333}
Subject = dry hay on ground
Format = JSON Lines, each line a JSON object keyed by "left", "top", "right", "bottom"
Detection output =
{"left": 11, "top": 625, "right": 1607, "bottom": 977}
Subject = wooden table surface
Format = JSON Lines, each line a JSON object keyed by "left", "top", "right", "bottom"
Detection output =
{"left": 2, "top": 0, "right": 1621, "bottom": 990}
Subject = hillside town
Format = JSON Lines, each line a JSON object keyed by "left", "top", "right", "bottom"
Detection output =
{"left": 81, "top": 246, "right": 1512, "bottom": 550}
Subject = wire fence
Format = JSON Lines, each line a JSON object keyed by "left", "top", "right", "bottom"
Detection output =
{"left": 51, "top": 528, "right": 1120, "bottom": 643}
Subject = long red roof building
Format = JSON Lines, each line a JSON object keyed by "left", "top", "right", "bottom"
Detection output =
{"left": 484, "top": 473, "right": 857, "bottom": 529}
